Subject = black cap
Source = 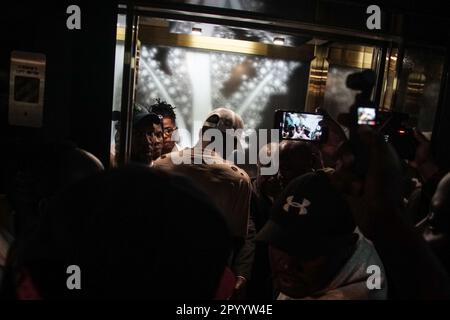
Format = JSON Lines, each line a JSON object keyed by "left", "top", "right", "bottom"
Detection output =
{"left": 133, "top": 110, "right": 162, "bottom": 129}
{"left": 256, "top": 171, "right": 356, "bottom": 257}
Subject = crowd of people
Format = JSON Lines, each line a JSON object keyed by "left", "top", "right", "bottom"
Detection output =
{"left": 0, "top": 95, "right": 450, "bottom": 300}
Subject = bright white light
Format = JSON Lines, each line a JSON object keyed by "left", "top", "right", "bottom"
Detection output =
{"left": 273, "top": 37, "right": 285, "bottom": 45}
{"left": 137, "top": 44, "right": 304, "bottom": 134}
{"left": 141, "top": 49, "right": 149, "bottom": 58}
{"left": 191, "top": 27, "right": 202, "bottom": 35}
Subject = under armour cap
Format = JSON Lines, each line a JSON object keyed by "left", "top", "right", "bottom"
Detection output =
{"left": 202, "top": 108, "right": 244, "bottom": 132}
{"left": 256, "top": 171, "right": 356, "bottom": 257}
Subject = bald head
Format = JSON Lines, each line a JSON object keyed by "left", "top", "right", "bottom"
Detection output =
{"left": 33, "top": 145, "right": 104, "bottom": 199}
{"left": 65, "top": 148, "right": 105, "bottom": 185}
{"left": 203, "top": 108, "right": 244, "bottom": 132}
{"left": 200, "top": 108, "right": 245, "bottom": 158}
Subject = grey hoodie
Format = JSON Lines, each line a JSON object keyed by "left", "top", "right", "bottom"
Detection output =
{"left": 278, "top": 235, "right": 388, "bottom": 300}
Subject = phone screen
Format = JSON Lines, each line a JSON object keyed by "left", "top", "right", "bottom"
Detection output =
{"left": 277, "top": 111, "right": 324, "bottom": 141}
{"left": 357, "top": 107, "right": 377, "bottom": 126}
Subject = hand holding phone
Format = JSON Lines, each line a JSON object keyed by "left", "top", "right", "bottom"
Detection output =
{"left": 275, "top": 110, "right": 325, "bottom": 142}
{"left": 357, "top": 107, "right": 377, "bottom": 126}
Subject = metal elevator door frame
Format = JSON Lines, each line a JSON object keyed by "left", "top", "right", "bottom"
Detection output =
{"left": 118, "top": 4, "right": 139, "bottom": 166}
{"left": 117, "top": 2, "right": 399, "bottom": 165}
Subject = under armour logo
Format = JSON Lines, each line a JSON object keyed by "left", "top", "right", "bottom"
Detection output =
{"left": 283, "top": 196, "right": 311, "bottom": 215}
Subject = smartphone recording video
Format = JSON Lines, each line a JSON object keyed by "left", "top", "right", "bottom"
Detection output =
{"left": 378, "top": 111, "right": 418, "bottom": 160}
{"left": 275, "top": 110, "right": 324, "bottom": 142}
{"left": 357, "top": 107, "right": 377, "bottom": 126}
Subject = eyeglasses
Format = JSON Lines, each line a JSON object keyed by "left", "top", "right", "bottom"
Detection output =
{"left": 163, "top": 127, "right": 177, "bottom": 135}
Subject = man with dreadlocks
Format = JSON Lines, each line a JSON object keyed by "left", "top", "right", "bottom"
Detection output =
{"left": 149, "top": 99, "right": 180, "bottom": 156}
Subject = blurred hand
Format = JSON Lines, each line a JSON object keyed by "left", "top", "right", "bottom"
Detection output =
{"left": 231, "top": 276, "right": 247, "bottom": 300}
{"left": 334, "top": 126, "right": 404, "bottom": 239}
{"left": 409, "top": 129, "right": 432, "bottom": 169}
{"left": 408, "top": 129, "right": 439, "bottom": 181}
{"left": 316, "top": 108, "right": 348, "bottom": 168}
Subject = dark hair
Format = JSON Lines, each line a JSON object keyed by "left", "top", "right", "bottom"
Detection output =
{"left": 149, "top": 99, "right": 176, "bottom": 122}
{"left": 133, "top": 112, "right": 162, "bottom": 130}
{"left": 10, "top": 166, "right": 231, "bottom": 299}
{"left": 5, "top": 141, "right": 104, "bottom": 236}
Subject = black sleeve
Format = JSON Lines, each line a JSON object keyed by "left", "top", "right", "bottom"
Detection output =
{"left": 231, "top": 213, "right": 256, "bottom": 280}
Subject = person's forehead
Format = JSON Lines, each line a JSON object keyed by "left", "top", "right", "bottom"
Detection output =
{"left": 140, "top": 122, "right": 161, "bottom": 132}
{"left": 162, "top": 117, "right": 175, "bottom": 125}
{"left": 269, "top": 245, "right": 324, "bottom": 265}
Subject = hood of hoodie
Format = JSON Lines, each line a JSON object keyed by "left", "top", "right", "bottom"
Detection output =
{"left": 278, "top": 234, "right": 388, "bottom": 300}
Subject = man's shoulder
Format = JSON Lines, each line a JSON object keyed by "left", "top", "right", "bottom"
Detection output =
{"left": 153, "top": 149, "right": 193, "bottom": 167}
{"left": 154, "top": 151, "right": 177, "bottom": 164}
{"left": 202, "top": 153, "right": 250, "bottom": 183}
{"left": 154, "top": 149, "right": 250, "bottom": 183}
{"left": 212, "top": 161, "right": 251, "bottom": 183}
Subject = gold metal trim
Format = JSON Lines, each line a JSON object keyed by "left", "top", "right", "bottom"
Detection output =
{"left": 117, "top": 26, "right": 125, "bottom": 41}
{"left": 138, "top": 25, "right": 314, "bottom": 61}
{"left": 327, "top": 46, "right": 374, "bottom": 69}
{"left": 380, "top": 48, "right": 399, "bottom": 110}
{"left": 305, "top": 46, "right": 329, "bottom": 112}
{"left": 134, "top": 5, "right": 402, "bottom": 43}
